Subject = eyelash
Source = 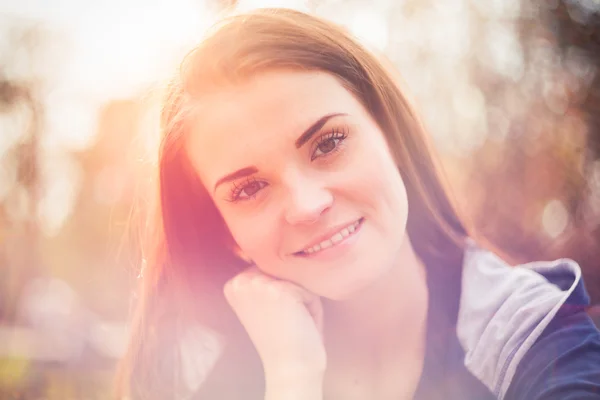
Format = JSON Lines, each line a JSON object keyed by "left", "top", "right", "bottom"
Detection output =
{"left": 227, "top": 176, "right": 266, "bottom": 203}
{"left": 227, "top": 127, "right": 349, "bottom": 203}
{"left": 310, "top": 127, "right": 348, "bottom": 161}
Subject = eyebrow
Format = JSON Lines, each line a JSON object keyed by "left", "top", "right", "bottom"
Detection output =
{"left": 214, "top": 166, "right": 259, "bottom": 193}
{"left": 294, "top": 112, "right": 346, "bottom": 148}
{"left": 213, "top": 112, "right": 346, "bottom": 193}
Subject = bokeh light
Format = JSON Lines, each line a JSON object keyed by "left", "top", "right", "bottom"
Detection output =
{"left": 1, "top": 0, "right": 599, "bottom": 398}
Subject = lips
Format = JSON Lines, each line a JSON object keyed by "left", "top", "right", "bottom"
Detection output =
{"left": 294, "top": 218, "right": 364, "bottom": 256}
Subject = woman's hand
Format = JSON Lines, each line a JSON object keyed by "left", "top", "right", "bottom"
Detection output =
{"left": 223, "top": 266, "right": 326, "bottom": 397}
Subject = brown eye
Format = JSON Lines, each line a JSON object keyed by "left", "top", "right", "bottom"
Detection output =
{"left": 242, "top": 181, "right": 263, "bottom": 197}
{"left": 311, "top": 130, "right": 348, "bottom": 160}
{"left": 317, "top": 138, "right": 336, "bottom": 154}
{"left": 231, "top": 179, "right": 268, "bottom": 201}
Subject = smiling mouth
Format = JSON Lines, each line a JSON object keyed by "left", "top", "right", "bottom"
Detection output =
{"left": 294, "top": 217, "right": 365, "bottom": 257}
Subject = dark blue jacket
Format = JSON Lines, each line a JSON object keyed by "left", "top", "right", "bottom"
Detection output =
{"left": 414, "top": 242, "right": 600, "bottom": 399}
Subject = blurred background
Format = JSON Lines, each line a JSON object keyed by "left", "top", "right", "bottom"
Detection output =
{"left": 0, "top": 0, "right": 599, "bottom": 398}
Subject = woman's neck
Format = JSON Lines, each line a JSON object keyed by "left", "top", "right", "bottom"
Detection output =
{"left": 321, "top": 235, "right": 429, "bottom": 398}
{"left": 323, "top": 235, "right": 429, "bottom": 359}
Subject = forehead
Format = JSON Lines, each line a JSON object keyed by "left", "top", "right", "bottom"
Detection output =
{"left": 185, "top": 70, "right": 361, "bottom": 185}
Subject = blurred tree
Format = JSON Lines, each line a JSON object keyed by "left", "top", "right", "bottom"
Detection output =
{"left": 0, "top": 24, "right": 43, "bottom": 322}
{"left": 462, "top": 0, "right": 600, "bottom": 302}
{"left": 548, "top": 0, "right": 600, "bottom": 299}
{"left": 555, "top": 0, "right": 600, "bottom": 155}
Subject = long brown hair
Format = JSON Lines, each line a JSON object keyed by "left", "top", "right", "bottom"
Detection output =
{"left": 116, "top": 8, "right": 470, "bottom": 399}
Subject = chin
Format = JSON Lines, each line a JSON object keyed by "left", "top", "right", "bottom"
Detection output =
{"left": 317, "top": 272, "right": 382, "bottom": 301}
{"left": 330, "top": 252, "right": 399, "bottom": 300}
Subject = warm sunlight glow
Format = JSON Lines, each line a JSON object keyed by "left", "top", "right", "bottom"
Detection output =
{"left": 64, "top": 0, "right": 216, "bottom": 100}
{"left": 236, "top": 0, "right": 310, "bottom": 12}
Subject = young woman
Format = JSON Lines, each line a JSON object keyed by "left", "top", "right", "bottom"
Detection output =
{"left": 116, "top": 8, "right": 600, "bottom": 400}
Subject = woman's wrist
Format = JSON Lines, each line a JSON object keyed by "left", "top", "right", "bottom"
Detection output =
{"left": 264, "top": 364, "right": 325, "bottom": 400}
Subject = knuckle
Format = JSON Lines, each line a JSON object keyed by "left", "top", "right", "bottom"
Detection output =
{"left": 223, "top": 281, "right": 236, "bottom": 303}
{"left": 250, "top": 275, "right": 267, "bottom": 287}
{"left": 231, "top": 276, "right": 243, "bottom": 290}
{"left": 265, "top": 283, "right": 283, "bottom": 298}
{"left": 225, "top": 275, "right": 245, "bottom": 296}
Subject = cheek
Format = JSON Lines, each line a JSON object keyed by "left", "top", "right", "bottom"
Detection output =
{"left": 354, "top": 147, "right": 408, "bottom": 227}
{"left": 352, "top": 148, "right": 405, "bottom": 199}
{"left": 223, "top": 211, "right": 281, "bottom": 261}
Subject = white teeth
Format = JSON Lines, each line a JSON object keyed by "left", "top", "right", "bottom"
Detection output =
{"left": 300, "top": 219, "right": 362, "bottom": 255}
{"left": 331, "top": 232, "right": 344, "bottom": 243}
{"left": 319, "top": 239, "right": 333, "bottom": 249}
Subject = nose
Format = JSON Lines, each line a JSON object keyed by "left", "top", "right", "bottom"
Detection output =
{"left": 283, "top": 169, "right": 333, "bottom": 225}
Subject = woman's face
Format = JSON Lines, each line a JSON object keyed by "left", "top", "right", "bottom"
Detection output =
{"left": 186, "top": 70, "right": 409, "bottom": 300}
